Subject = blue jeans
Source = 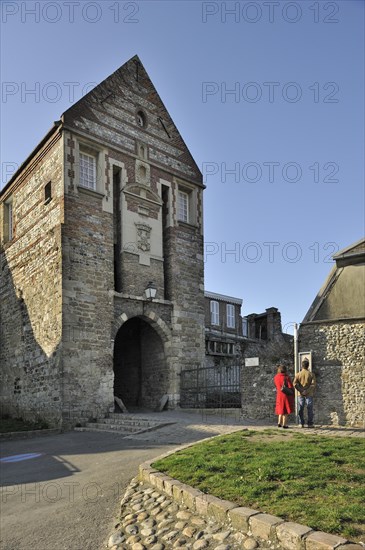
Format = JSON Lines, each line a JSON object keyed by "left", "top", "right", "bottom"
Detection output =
{"left": 298, "top": 396, "right": 314, "bottom": 426}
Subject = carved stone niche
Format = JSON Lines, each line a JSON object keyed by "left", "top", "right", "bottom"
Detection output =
{"left": 136, "top": 159, "right": 150, "bottom": 186}
{"left": 135, "top": 222, "right": 152, "bottom": 252}
{"left": 137, "top": 142, "right": 148, "bottom": 160}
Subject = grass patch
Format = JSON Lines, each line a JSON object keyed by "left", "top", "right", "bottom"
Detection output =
{"left": 0, "top": 416, "right": 49, "bottom": 433}
{"left": 153, "top": 430, "right": 365, "bottom": 542}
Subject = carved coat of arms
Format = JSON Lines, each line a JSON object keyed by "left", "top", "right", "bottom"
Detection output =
{"left": 135, "top": 223, "right": 152, "bottom": 252}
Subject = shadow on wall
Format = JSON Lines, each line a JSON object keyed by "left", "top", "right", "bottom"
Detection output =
{"left": 0, "top": 250, "right": 62, "bottom": 428}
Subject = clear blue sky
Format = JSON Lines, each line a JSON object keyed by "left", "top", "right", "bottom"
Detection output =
{"left": 1, "top": 0, "right": 364, "bottom": 332}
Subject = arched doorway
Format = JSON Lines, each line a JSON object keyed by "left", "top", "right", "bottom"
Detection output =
{"left": 113, "top": 317, "right": 168, "bottom": 410}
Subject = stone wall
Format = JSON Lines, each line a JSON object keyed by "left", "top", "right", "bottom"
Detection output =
{"left": 167, "top": 222, "right": 206, "bottom": 406}
{"left": 241, "top": 338, "right": 294, "bottom": 421}
{"left": 299, "top": 319, "right": 365, "bottom": 427}
{"left": 120, "top": 253, "right": 165, "bottom": 298}
{"left": 61, "top": 189, "right": 115, "bottom": 426}
{"left": 0, "top": 136, "right": 63, "bottom": 427}
{"left": 240, "top": 320, "right": 365, "bottom": 427}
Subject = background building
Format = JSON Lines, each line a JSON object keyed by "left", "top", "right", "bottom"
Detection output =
{"left": 180, "top": 292, "right": 243, "bottom": 409}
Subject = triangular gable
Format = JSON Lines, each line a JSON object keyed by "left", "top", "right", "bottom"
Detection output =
{"left": 333, "top": 237, "right": 365, "bottom": 261}
{"left": 302, "top": 264, "right": 338, "bottom": 323}
{"left": 302, "top": 237, "right": 365, "bottom": 323}
{"left": 62, "top": 55, "right": 202, "bottom": 184}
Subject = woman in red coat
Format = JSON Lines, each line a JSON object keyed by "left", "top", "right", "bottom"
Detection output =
{"left": 274, "top": 365, "right": 294, "bottom": 428}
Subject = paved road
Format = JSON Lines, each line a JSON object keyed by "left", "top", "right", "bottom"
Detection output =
{"left": 1, "top": 410, "right": 362, "bottom": 550}
{"left": 0, "top": 411, "right": 246, "bottom": 550}
{"left": 0, "top": 431, "right": 177, "bottom": 550}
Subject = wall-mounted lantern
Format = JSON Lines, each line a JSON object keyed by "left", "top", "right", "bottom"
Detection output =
{"left": 144, "top": 281, "right": 157, "bottom": 301}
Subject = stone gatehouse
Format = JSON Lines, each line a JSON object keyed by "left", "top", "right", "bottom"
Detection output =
{"left": 0, "top": 56, "right": 205, "bottom": 427}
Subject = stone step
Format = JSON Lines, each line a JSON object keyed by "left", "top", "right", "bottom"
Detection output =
{"left": 108, "top": 414, "right": 162, "bottom": 423}
{"left": 85, "top": 422, "right": 154, "bottom": 433}
{"left": 74, "top": 426, "right": 131, "bottom": 435}
{"left": 98, "top": 421, "right": 158, "bottom": 430}
{"left": 98, "top": 417, "right": 160, "bottom": 427}
{"left": 74, "top": 417, "right": 175, "bottom": 436}
{"left": 74, "top": 423, "right": 151, "bottom": 435}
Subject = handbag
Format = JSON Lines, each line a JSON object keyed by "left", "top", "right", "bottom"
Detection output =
{"left": 281, "top": 377, "right": 294, "bottom": 396}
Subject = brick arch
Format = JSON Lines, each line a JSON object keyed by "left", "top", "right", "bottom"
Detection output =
{"left": 112, "top": 311, "right": 171, "bottom": 344}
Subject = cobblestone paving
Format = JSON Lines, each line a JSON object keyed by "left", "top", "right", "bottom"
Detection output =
{"left": 108, "top": 478, "right": 276, "bottom": 550}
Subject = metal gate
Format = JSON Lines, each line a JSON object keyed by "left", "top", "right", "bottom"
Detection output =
{"left": 180, "top": 364, "right": 241, "bottom": 408}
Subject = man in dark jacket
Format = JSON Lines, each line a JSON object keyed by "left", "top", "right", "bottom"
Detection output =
{"left": 293, "top": 359, "right": 316, "bottom": 428}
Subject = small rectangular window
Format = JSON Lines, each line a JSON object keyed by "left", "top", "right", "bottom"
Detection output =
{"left": 206, "top": 340, "right": 213, "bottom": 354}
{"left": 79, "top": 152, "right": 96, "bottom": 190}
{"left": 242, "top": 317, "right": 248, "bottom": 337}
{"left": 178, "top": 190, "right": 189, "bottom": 223}
{"left": 226, "top": 304, "right": 235, "bottom": 328}
{"left": 8, "top": 202, "right": 13, "bottom": 240}
{"left": 3, "top": 200, "right": 13, "bottom": 243}
{"left": 44, "top": 181, "right": 52, "bottom": 204}
{"left": 210, "top": 300, "right": 219, "bottom": 325}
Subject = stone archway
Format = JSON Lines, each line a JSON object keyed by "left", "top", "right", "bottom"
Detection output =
{"left": 113, "top": 316, "right": 169, "bottom": 410}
